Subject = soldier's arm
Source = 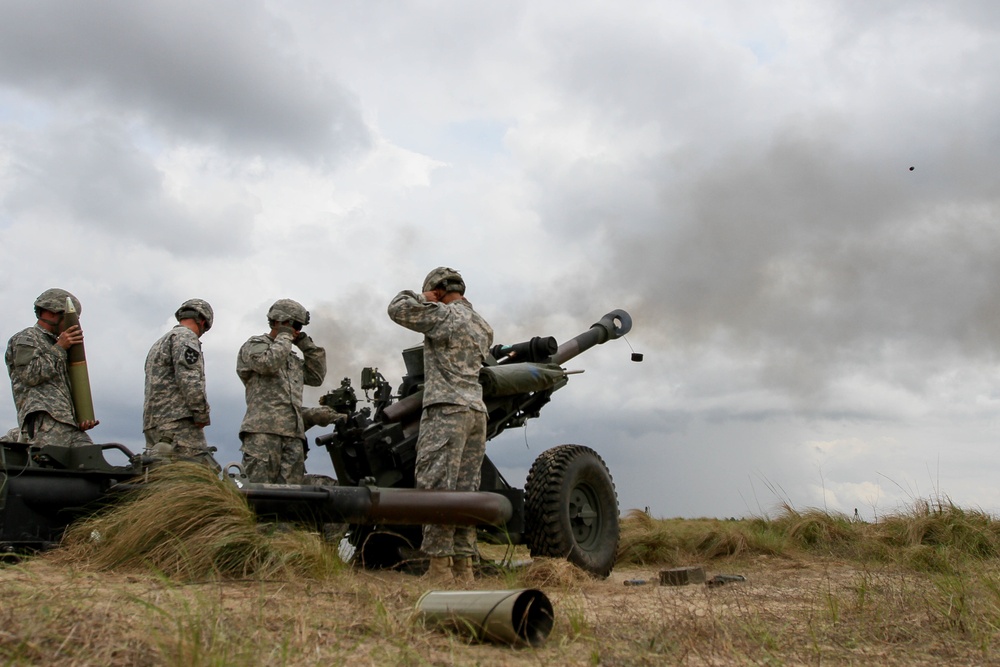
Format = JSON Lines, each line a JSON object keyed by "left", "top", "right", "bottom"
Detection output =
{"left": 239, "top": 334, "right": 294, "bottom": 376}
{"left": 296, "top": 334, "right": 327, "bottom": 387}
{"left": 387, "top": 290, "right": 450, "bottom": 335}
{"left": 9, "top": 338, "right": 66, "bottom": 387}
{"left": 171, "top": 334, "right": 211, "bottom": 424}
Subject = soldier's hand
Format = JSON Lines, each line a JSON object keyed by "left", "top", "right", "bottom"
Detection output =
{"left": 276, "top": 323, "right": 297, "bottom": 338}
{"left": 56, "top": 325, "right": 84, "bottom": 350}
{"left": 80, "top": 419, "right": 99, "bottom": 430}
{"left": 302, "top": 406, "right": 346, "bottom": 428}
{"left": 422, "top": 290, "right": 440, "bottom": 303}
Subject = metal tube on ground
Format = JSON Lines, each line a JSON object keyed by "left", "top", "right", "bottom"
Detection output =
{"left": 415, "top": 589, "right": 554, "bottom": 647}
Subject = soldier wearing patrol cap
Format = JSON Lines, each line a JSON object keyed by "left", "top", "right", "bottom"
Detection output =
{"left": 387, "top": 267, "right": 494, "bottom": 584}
{"left": 237, "top": 299, "right": 341, "bottom": 484}
{"left": 4, "top": 288, "right": 99, "bottom": 446}
{"left": 142, "top": 299, "right": 217, "bottom": 468}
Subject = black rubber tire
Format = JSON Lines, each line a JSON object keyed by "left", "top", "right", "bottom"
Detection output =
{"left": 524, "top": 445, "right": 619, "bottom": 577}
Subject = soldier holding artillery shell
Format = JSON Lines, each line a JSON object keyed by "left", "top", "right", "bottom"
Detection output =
{"left": 4, "top": 288, "right": 98, "bottom": 446}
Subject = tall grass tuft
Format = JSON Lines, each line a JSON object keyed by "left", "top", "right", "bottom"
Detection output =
{"left": 51, "top": 462, "right": 343, "bottom": 581}
{"left": 617, "top": 509, "right": 787, "bottom": 566}
{"left": 879, "top": 498, "right": 1000, "bottom": 557}
{"left": 771, "top": 503, "right": 857, "bottom": 550}
{"left": 619, "top": 496, "right": 1000, "bottom": 571}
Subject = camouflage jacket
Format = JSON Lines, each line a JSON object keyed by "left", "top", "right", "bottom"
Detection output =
{"left": 143, "top": 325, "right": 210, "bottom": 430}
{"left": 387, "top": 291, "right": 494, "bottom": 411}
{"left": 237, "top": 332, "right": 326, "bottom": 440}
{"left": 4, "top": 324, "right": 77, "bottom": 427}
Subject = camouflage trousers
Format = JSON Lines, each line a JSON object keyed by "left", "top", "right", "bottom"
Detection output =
{"left": 21, "top": 412, "right": 93, "bottom": 447}
{"left": 240, "top": 432, "right": 306, "bottom": 484}
{"left": 144, "top": 418, "right": 218, "bottom": 470}
{"left": 414, "top": 404, "right": 487, "bottom": 558}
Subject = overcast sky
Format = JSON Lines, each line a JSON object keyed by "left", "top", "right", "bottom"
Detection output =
{"left": 3, "top": 1, "right": 1000, "bottom": 520}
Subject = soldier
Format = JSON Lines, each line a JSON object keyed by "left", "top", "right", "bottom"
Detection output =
{"left": 5, "top": 288, "right": 99, "bottom": 446}
{"left": 237, "top": 299, "right": 340, "bottom": 484}
{"left": 387, "top": 267, "right": 494, "bottom": 584}
{"left": 143, "top": 299, "right": 216, "bottom": 468}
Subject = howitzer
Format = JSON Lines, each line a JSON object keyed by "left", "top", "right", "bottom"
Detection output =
{"left": 0, "top": 309, "right": 633, "bottom": 578}
{"left": 315, "top": 309, "right": 632, "bottom": 577}
{"left": 0, "top": 442, "right": 514, "bottom": 554}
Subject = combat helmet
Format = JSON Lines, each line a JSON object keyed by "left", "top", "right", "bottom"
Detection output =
{"left": 34, "top": 288, "right": 82, "bottom": 316}
{"left": 267, "top": 299, "right": 310, "bottom": 326}
{"left": 175, "top": 299, "right": 214, "bottom": 331}
{"left": 422, "top": 267, "right": 466, "bottom": 295}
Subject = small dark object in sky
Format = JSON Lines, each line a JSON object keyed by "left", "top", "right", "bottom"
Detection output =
{"left": 631, "top": 352, "right": 643, "bottom": 362}
{"left": 909, "top": 166, "right": 915, "bottom": 171}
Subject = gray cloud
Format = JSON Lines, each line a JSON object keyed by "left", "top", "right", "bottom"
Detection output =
{"left": 5, "top": 1, "right": 1000, "bottom": 521}
{"left": 3, "top": 118, "right": 257, "bottom": 255}
{"left": 0, "top": 0, "right": 371, "bottom": 162}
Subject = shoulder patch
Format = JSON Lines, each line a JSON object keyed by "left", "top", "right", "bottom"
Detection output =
{"left": 247, "top": 341, "right": 271, "bottom": 355}
{"left": 13, "top": 344, "right": 37, "bottom": 367}
{"left": 184, "top": 347, "right": 200, "bottom": 365}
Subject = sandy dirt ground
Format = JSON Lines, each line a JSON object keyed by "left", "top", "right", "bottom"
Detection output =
{"left": 0, "top": 555, "right": 991, "bottom": 666}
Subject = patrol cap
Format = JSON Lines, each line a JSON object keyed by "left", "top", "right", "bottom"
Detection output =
{"left": 422, "top": 267, "right": 466, "bottom": 295}
{"left": 267, "top": 298, "right": 310, "bottom": 326}
{"left": 175, "top": 299, "right": 214, "bottom": 331}
{"left": 34, "top": 288, "right": 82, "bottom": 316}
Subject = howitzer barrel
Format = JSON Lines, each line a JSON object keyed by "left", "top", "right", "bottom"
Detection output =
{"left": 380, "top": 309, "right": 632, "bottom": 424}
{"left": 548, "top": 309, "right": 632, "bottom": 365}
{"left": 240, "top": 484, "right": 513, "bottom": 526}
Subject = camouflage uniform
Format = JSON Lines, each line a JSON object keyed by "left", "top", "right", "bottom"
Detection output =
{"left": 387, "top": 289, "right": 494, "bottom": 558}
{"left": 4, "top": 325, "right": 93, "bottom": 446}
{"left": 237, "top": 331, "right": 326, "bottom": 483}
{"left": 143, "top": 324, "right": 212, "bottom": 464}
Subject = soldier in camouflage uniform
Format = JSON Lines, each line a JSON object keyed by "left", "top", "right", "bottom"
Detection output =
{"left": 237, "top": 299, "right": 340, "bottom": 484}
{"left": 387, "top": 267, "right": 494, "bottom": 584}
{"left": 4, "top": 288, "right": 99, "bottom": 446}
{"left": 143, "top": 299, "right": 216, "bottom": 468}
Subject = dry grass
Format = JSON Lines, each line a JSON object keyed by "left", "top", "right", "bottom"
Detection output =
{"left": 6, "top": 481, "right": 1000, "bottom": 665}
{"left": 52, "top": 462, "right": 344, "bottom": 581}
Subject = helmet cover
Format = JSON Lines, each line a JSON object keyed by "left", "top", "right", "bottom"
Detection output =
{"left": 175, "top": 299, "right": 214, "bottom": 331}
{"left": 34, "top": 288, "right": 82, "bottom": 316}
{"left": 421, "top": 267, "right": 466, "bottom": 295}
{"left": 267, "top": 298, "right": 310, "bottom": 326}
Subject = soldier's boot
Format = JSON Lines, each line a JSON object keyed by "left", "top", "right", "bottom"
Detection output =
{"left": 423, "top": 556, "right": 454, "bottom": 585}
{"left": 452, "top": 556, "right": 475, "bottom": 586}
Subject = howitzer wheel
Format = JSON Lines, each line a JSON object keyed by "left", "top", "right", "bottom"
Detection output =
{"left": 524, "top": 444, "right": 619, "bottom": 578}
